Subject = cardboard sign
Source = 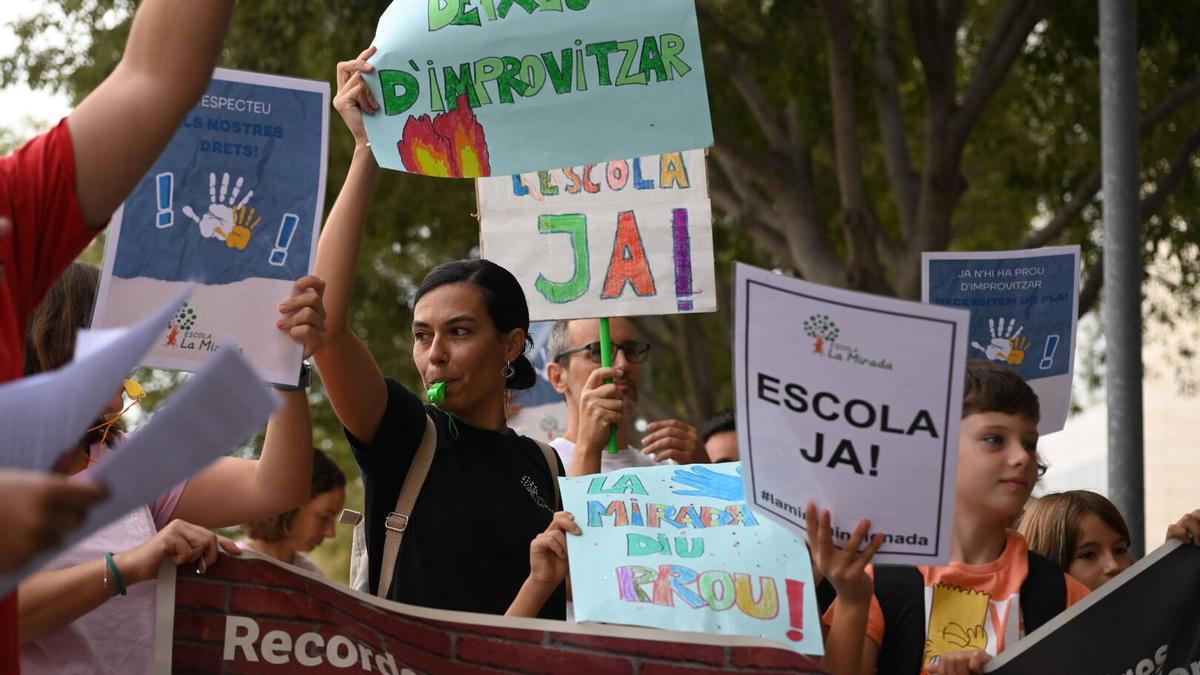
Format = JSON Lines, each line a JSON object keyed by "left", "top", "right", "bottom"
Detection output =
{"left": 479, "top": 150, "right": 715, "bottom": 320}
{"left": 154, "top": 552, "right": 828, "bottom": 674}
{"left": 561, "top": 463, "right": 823, "bottom": 655}
{"left": 734, "top": 263, "right": 970, "bottom": 566}
{"left": 362, "top": 0, "right": 713, "bottom": 178}
{"left": 987, "top": 541, "right": 1200, "bottom": 674}
{"left": 923, "top": 246, "right": 1080, "bottom": 433}
{"left": 94, "top": 68, "right": 329, "bottom": 385}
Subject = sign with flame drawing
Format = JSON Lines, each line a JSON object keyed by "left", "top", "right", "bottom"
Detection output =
{"left": 362, "top": 0, "right": 714, "bottom": 177}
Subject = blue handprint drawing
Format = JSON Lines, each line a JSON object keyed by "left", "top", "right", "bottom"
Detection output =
{"left": 670, "top": 465, "right": 745, "bottom": 501}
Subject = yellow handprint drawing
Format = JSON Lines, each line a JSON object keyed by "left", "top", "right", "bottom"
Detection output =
{"left": 924, "top": 584, "right": 990, "bottom": 664}
{"left": 1005, "top": 336, "right": 1032, "bottom": 366}
{"left": 224, "top": 205, "right": 261, "bottom": 251}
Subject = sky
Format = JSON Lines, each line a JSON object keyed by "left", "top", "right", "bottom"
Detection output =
{"left": 0, "top": 3, "right": 72, "bottom": 136}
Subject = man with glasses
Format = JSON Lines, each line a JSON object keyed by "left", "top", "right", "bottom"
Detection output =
{"left": 545, "top": 318, "right": 709, "bottom": 476}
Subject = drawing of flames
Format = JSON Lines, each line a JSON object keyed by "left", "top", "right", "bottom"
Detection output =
{"left": 397, "top": 95, "right": 492, "bottom": 178}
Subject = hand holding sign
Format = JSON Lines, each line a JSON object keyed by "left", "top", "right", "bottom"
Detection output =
{"left": 575, "top": 366, "right": 628, "bottom": 461}
{"left": 334, "top": 47, "right": 379, "bottom": 146}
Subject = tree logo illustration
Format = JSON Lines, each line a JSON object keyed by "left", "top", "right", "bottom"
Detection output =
{"left": 164, "top": 303, "right": 198, "bottom": 348}
{"left": 803, "top": 314, "right": 839, "bottom": 354}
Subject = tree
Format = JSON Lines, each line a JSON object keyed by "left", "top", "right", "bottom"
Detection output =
{"left": 6, "top": 1, "right": 1198, "bottom": 500}
{"left": 701, "top": 0, "right": 1200, "bottom": 311}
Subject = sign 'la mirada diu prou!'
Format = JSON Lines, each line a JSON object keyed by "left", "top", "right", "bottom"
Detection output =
{"left": 734, "top": 263, "right": 971, "bottom": 566}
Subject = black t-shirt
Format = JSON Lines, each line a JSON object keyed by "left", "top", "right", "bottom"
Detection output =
{"left": 348, "top": 377, "right": 566, "bottom": 619}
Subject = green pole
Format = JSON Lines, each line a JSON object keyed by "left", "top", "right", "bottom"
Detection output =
{"left": 598, "top": 317, "right": 619, "bottom": 454}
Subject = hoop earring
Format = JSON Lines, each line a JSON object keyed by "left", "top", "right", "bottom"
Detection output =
{"left": 502, "top": 361, "right": 516, "bottom": 379}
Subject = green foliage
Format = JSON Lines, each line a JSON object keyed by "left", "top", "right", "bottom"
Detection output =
{"left": 8, "top": 0, "right": 1198, "bottom": 577}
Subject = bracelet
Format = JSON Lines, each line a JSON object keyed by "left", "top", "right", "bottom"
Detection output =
{"left": 104, "top": 552, "right": 127, "bottom": 596}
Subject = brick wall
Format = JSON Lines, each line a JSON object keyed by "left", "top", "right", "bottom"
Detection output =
{"left": 168, "top": 556, "right": 826, "bottom": 674}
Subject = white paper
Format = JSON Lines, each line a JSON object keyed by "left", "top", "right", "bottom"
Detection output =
{"left": 479, "top": 150, "right": 716, "bottom": 320}
{"left": 0, "top": 342, "right": 280, "bottom": 594}
{"left": 0, "top": 286, "right": 192, "bottom": 471}
{"left": 734, "top": 263, "right": 970, "bottom": 566}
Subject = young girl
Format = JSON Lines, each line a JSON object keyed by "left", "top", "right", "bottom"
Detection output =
{"left": 18, "top": 262, "right": 322, "bottom": 673}
{"left": 240, "top": 448, "right": 347, "bottom": 576}
{"left": 1017, "top": 490, "right": 1200, "bottom": 590}
{"left": 312, "top": 49, "right": 565, "bottom": 618}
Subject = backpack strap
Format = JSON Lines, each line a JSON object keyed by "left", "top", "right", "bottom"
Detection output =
{"left": 376, "top": 413, "right": 437, "bottom": 599}
{"left": 532, "top": 439, "right": 562, "bottom": 510}
{"left": 873, "top": 565, "right": 926, "bottom": 675}
{"left": 1019, "top": 550, "right": 1067, "bottom": 633}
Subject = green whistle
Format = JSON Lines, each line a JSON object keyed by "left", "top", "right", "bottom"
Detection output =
{"left": 427, "top": 381, "right": 446, "bottom": 404}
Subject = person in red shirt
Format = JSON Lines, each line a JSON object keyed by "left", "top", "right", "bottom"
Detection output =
{"left": 0, "top": 1, "right": 239, "bottom": 670}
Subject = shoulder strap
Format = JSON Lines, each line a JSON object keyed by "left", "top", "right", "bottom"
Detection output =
{"left": 533, "top": 439, "right": 562, "bottom": 510}
{"left": 376, "top": 413, "right": 437, "bottom": 599}
{"left": 873, "top": 565, "right": 926, "bottom": 675}
{"left": 1020, "top": 550, "right": 1067, "bottom": 633}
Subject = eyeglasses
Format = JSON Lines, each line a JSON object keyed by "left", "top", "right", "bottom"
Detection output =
{"left": 555, "top": 340, "right": 651, "bottom": 364}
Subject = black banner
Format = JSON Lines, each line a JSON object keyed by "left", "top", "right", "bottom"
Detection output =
{"left": 987, "top": 541, "right": 1200, "bottom": 674}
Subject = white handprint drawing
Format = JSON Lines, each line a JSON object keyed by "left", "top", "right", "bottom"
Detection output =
{"left": 971, "top": 317, "right": 1032, "bottom": 365}
{"left": 182, "top": 172, "right": 255, "bottom": 242}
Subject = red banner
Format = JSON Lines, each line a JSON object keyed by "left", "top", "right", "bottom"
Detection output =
{"left": 155, "top": 551, "right": 826, "bottom": 674}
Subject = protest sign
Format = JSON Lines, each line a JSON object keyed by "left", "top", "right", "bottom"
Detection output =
{"left": 479, "top": 150, "right": 715, "bottom": 320}
{"left": 734, "top": 263, "right": 970, "bottom": 566}
{"left": 561, "top": 463, "right": 823, "bottom": 655}
{"left": 923, "top": 246, "right": 1080, "bottom": 433}
{"left": 362, "top": 0, "right": 713, "bottom": 177}
{"left": 509, "top": 321, "right": 570, "bottom": 442}
{"left": 93, "top": 68, "right": 329, "bottom": 385}
{"left": 155, "top": 551, "right": 827, "bottom": 674}
{"left": 986, "top": 540, "right": 1200, "bottom": 674}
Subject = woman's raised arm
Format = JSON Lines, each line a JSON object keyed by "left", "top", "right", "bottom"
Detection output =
{"left": 314, "top": 47, "right": 390, "bottom": 443}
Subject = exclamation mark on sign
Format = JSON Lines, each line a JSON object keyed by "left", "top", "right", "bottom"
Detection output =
{"left": 155, "top": 172, "right": 174, "bottom": 229}
{"left": 785, "top": 579, "right": 805, "bottom": 642}
{"left": 869, "top": 444, "right": 880, "bottom": 476}
{"left": 1039, "top": 334, "right": 1060, "bottom": 371}
{"left": 671, "top": 208, "right": 694, "bottom": 311}
{"left": 269, "top": 213, "right": 299, "bottom": 267}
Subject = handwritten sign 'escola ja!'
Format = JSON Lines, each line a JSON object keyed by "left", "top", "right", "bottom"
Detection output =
{"left": 479, "top": 150, "right": 715, "bottom": 320}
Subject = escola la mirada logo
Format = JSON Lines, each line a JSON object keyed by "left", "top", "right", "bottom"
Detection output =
{"left": 803, "top": 313, "right": 893, "bottom": 371}
{"left": 164, "top": 303, "right": 219, "bottom": 353}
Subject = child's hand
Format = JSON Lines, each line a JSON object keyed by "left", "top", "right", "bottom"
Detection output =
{"left": 529, "top": 511, "right": 582, "bottom": 586}
{"left": 927, "top": 649, "right": 992, "bottom": 674}
{"left": 1165, "top": 509, "right": 1200, "bottom": 545}
{"left": 805, "top": 501, "right": 885, "bottom": 605}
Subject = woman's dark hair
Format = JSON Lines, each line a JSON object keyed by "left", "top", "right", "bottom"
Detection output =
{"left": 24, "top": 262, "right": 118, "bottom": 449}
{"left": 243, "top": 448, "right": 347, "bottom": 542}
{"left": 413, "top": 259, "right": 536, "bottom": 389}
{"left": 25, "top": 261, "right": 100, "bottom": 376}
{"left": 1016, "top": 490, "right": 1132, "bottom": 571}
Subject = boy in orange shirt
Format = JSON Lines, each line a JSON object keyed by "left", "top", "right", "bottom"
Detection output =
{"left": 812, "top": 360, "right": 1090, "bottom": 675}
